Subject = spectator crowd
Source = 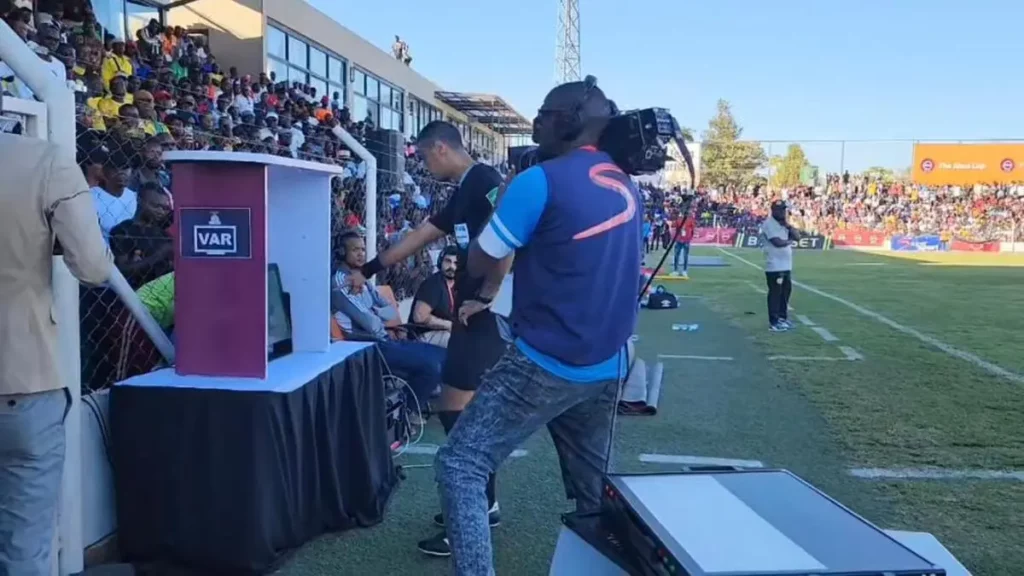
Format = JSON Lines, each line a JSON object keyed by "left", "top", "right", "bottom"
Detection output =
{"left": 3, "top": 0, "right": 1022, "bottom": 392}
{"left": 641, "top": 172, "right": 1023, "bottom": 242}
{"left": 0, "top": 0, "right": 495, "bottom": 391}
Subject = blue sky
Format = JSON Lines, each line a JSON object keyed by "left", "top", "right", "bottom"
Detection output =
{"left": 311, "top": 0, "right": 1023, "bottom": 172}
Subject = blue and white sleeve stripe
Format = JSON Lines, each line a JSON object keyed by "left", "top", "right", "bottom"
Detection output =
{"left": 477, "top": 166, "right": 548, "bottom": 258}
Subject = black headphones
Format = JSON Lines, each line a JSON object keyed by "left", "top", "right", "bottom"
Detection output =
{"left": 553, "top": 75, "right": 597, "bottom": 142}
{"left": 336, "top": 230, "right": 362, "bottom": 260}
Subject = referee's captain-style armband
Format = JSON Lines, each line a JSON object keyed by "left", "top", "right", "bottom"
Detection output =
{"left": 361, "top": 257, "right": 384, "bottom": 279}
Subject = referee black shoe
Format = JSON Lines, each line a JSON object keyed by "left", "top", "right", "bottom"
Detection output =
{"left": 432, "top": 502, "right": 501, "bottom": 528}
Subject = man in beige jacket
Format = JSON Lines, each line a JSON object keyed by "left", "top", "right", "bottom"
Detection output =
{"left": 0, "top": 92, "right": 111, "bottom": 575}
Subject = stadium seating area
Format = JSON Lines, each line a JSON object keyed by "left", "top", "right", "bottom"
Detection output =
{"left": 641, "top": 174, "right": 1023, "bottom": 242}
{"left": 2, "top": 0, "right": 1022, "bottom": 391}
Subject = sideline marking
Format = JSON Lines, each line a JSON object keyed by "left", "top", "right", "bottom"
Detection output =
{"left": 744, "top": 281, "right": 767, "bottom": 295}
{"left": 796, "top": 314, "right": 816, "bottom": 326}
{"left": 811, "top": 327, "right": 839, "bottom": 342}
{"left": 839, "top": 346, "right": 864, "bottom": 361}
{"left": 403, "top": 445, "right": 529, "bottom": 458}
{"left": 769, "top": 346, "right": 863, "bottom": 362}
{"left": 640, "top": 453, "right": 765, "bottom": 469}
{"left": 769, "top": 355, "right": 846, "bottom": 362}
{"left": 658, "top": 354, "right": 734, "bottom": 361}
{"left": 850, "top": 467, "right": 1024, "bottom": 482}
{"left": 718, "top": 248, "right": 1024, "bottom": 384}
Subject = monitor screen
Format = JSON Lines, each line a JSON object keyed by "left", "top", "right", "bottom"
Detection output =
{"left": 267, "top": 263, "right": 291, "bottom": 348}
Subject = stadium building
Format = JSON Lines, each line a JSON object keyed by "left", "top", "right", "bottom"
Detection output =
{"left": 92, "top": 0, "right": 531, "bottom": 161}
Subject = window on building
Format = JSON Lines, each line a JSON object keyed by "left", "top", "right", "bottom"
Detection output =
{"left": 328, "top": 57, "right": 344, "bottom": 83}
{"left": 266, "top": 23, "right": 347, "bottom": 106}
{"left": 350, "top": 67, "right": 404, "bottom": 132}
{"left": 267, "top": 26, "right": 286, "bottom": 59}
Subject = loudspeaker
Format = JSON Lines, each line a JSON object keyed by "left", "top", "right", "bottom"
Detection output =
{"left": 365, "top": 128, "right": 406, "bottom": 185}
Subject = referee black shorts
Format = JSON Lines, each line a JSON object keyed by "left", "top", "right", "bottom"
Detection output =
{"left": 442, "top": 309, "right": 510, "bottom": 391}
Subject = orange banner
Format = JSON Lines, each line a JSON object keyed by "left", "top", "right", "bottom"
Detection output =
{"left": 912, "top": 143, "right": 1024, "bottom": 185}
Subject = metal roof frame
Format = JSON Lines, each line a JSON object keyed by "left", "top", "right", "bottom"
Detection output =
{"left": 434, "top": 91, "right": 532, "bottom": 136}
{"left": 131, "top": 0, "right": 204, "bottom": 11}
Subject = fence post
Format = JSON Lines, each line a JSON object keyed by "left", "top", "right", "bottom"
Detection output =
{"left": 330, "top": 125, "right": 379, "bottom": 262}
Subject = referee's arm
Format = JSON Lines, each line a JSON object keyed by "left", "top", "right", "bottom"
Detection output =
{"left": 469, "top": 166, "right": 546, "bottom": 278}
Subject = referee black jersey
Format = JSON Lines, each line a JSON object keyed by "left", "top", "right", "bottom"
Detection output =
{"left": 428, "top": 163, "right": 504, "bottom": 307}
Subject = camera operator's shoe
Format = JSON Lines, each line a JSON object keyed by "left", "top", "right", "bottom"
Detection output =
{"left": 433, "top": 501, "right": 501, "bottom": 528}
{"left": 769, "top": 322, "right": 789, "bottom": 332}
{"left": 417, "top": 532, "right": 452, "bottom": 557}
{"left": 418, "top": 503, "right": 501, "bottom": 557}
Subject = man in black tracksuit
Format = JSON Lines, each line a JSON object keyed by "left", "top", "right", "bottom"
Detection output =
{"left": 347, "top": 121, "right": 512, "bottom": 557}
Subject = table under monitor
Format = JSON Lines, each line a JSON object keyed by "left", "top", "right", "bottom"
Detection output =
{"left": 551, "top": 469, "right": 970, "bottom": 576}
{"left": 111, "top": 342, "right": 398, "bottom": 574}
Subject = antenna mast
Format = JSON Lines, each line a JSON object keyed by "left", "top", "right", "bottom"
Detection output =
{"left": 555, "top": 0, "right": 581, "bottom": 84}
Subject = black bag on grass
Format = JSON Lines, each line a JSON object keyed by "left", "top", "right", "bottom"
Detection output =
{"left": 645, "top": 286, "right": 678, "bottom": 310}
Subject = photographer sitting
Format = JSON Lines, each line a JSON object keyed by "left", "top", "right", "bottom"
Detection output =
{"left": 409, "top": 246, "right": 458, "bottom": 348}
{"left": 332, "top": 231, "right": 444, "bottom": 406}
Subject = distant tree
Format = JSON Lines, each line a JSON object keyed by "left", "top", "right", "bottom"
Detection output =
{"left": 863, "top": 166, "right": 898, "bottom": 182}
{"left": 700, "top": 100, "right": 766, "bottom": 190}
{"left": 770, "top": 144, "right": 810, "bottom": 189}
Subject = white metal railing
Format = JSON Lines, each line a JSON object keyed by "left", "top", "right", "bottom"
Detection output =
{"left": 331, "top": 125, "right": 379, "bottom": 263}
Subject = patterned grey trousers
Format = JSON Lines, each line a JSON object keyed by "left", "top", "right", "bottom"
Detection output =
{"left": 435, "top": 345, "right": 618, "bottom": 576}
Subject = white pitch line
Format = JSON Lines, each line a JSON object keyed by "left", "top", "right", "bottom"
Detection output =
{"left": 717, "top": 248, "right": 1024, "bottom": 385}
{"left": 744, "top": 281, "right": 767, "bottom": 295}
{"left": 796, "top": 314, "right": 816, "bottom": 326}
{"left": 658, "top": 354, "right": 735, "bottom": 361}
{"left": 850, "top": 468, "right": 1024, "bottom": 482}
{"left": 811, "top": 326, "right": 839, "bottom": 342}
{"left": 640, "top": 454, "right": 765, "bottom": 469}
{"left": 768, "top": 355, "right": 848, "bottom": 362}
{"left": 839, "top": 346, "right": 864, "bottom": 361}
{"left": 403, "top": 445, "right": 529, "bottom": 458}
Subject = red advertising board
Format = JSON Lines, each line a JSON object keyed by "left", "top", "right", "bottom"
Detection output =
{"left": 831, "top": 227, "right": 886, "bottom": 248}
{"left": 691, "top": 227, "right": 738, "bottom": 246}
{"left": 951, "top": 239, "right": 1001, "bottom": 252}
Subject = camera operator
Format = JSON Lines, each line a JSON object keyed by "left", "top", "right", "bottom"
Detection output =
{"left": 760, "top": 199, "right": 800, "bottom": 331}
{"left": 435, "top": 77, "right": 642, "bottom": 575}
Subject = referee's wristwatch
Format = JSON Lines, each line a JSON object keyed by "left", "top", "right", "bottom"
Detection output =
{"left": 475, "top": 295, "right": 494, "bottom": 306}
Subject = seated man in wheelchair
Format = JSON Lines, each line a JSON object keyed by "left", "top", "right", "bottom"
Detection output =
{"left": 332, "top": 231, "right": 444, "bottom": 408}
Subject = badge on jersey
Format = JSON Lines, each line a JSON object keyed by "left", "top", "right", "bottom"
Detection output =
{"left": 486, "top": 186, "right": 499, "bottom": 207}
{"left": 454, "top": 223, "right": 471, "bottom": 248}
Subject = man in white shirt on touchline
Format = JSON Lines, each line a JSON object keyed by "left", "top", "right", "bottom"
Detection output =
{"left": 759, "top": 199, "right": 800, "bottom": 332}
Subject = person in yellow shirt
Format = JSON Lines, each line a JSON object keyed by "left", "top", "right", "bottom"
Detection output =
{"left": 101, "top": 39, "right": 133, "bottom": 89}
{"left": 132, "top": 90, "right": 169, "bottom": 136}
{"left": 87, "top": 74, "right": 134, "bottom": 128}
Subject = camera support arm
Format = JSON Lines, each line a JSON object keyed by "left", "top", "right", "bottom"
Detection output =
{"left": 669, "top": 114, "right": 697, "bottom": 189}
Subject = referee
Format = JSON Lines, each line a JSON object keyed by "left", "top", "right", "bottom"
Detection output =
{"left": 759, "top": 199, "right": 800, "bottom": 331}
{"left": 346, "top": 121, "right": 512, "bottom": 557}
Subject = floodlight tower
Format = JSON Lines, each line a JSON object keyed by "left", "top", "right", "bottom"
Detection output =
{"left": 555, "top": 0, "right": 581, "bottom": 84}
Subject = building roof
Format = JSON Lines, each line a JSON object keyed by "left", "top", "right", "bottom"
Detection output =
{"left": 434, "top": 92, "right": 532, "bottom": 136}
{"left": 133, "top": 0, "right": 203, "bottom": 9}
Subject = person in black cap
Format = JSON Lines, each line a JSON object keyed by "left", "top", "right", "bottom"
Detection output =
{"left": 759, "top": 199, "right": 801, "bottom": 331}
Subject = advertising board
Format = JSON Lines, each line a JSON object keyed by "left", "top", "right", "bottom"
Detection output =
{"left": 912, "top": 143, "right": 1024, "bottom": 186}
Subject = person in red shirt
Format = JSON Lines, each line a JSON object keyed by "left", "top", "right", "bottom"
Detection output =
{"left": 671, "top": 208, "right": 695, "bottom": 278}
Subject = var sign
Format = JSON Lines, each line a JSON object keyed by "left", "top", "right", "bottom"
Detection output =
{"left": 180, "top": 208, "right": 252, "bottom": 259}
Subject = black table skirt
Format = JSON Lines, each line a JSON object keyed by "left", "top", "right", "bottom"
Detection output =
{"left": 110, "top": 346, "right": 398, "bottom": 575}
